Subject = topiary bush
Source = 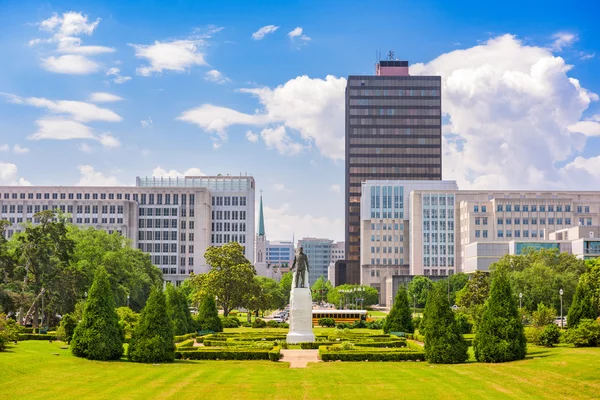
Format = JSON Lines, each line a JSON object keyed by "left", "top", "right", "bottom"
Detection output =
{"left": 319, "top": 318, "right": 336, "bottom": 327}
{"left": 384, "top": 286, "right": 414, "bottom": 334}
{"left": 166, "top": 284, "right": 196, "bottom": 336}
{"left": 71, "top": 266, "right": 124, "bottom": 361}
{"left": 565, "top": 319, "right": 600, "bottom": 347}
{"left": 352, "top": 320, "right": 367, "bottom": 329}
{"left": 367, "top": 319, "right": 384, "bottom": 330}
{"left": 421, "top": 283, "right": 468, "bottom": 364}
{"left": 336, "top": 322, "right": 351, "bottom": 329}
{"left": 221, "top": 317, "right": 241, "bottom": 328}
{"left": 252, "top": 318, "right": 267, "bottom": 328}
{"left": 567, "top": 279, "right": 596, "bottom": 329}
{"left": 56, "top": 313, "right": 77, "bottom": 344}
{"left": 0, "top": 314, "right": 20, "bottom": 350}
{"left": 538, "top": 323, "right": 561, "bottom": 347}
{"left": 128, "top": 287, "right": 176, "bottom": 363}
{"left": 196, "top": 295, "right": 223, "bottom": 333}
{"left": 474, "top": 272, "right": 526, "bottom": 363}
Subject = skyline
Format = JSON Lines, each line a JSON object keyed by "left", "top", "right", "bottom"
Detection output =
{"left": 1, "top": 0, "right": 600, "bottom": 242}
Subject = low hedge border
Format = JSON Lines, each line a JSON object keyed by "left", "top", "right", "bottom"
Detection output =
{"left": 300, "top": 340, "right": 406, "bottom": 349}
{"left": 18, "top": 333, "right": 58, "bottom": 341}
{"left": 319, "top": 348, "right": 424, "bottom": 362}
{"left": 406, "top": 340, "right": 424, "bottom": 352}
{"left": 269, "top": 346, "right": 282, "bottom": 362}
{"left": 177, "top": 339, "right": 195, "bottom": 349}
{"left": 176, "top": 348, "right": 273, "bottom": 361}
{"left": 174, "top": 333, "right": 198, "bottom": 343}
{"left": 204, "top": 340, "right": 275, "bottom": 348}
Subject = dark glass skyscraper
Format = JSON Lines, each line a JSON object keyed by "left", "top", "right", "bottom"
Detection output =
{"left": 344, "top": 60, "right": 442, "bottom": 284}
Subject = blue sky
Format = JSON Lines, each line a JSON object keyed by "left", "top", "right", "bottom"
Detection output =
{"left": 1, "top": 0, "right": 599, "bottom": 241}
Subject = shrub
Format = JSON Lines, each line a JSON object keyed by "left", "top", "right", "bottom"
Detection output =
{"left": 412, "top": 315, "right": 422, "bottom": 331}
{"left": 474, "top": 272, "right": 527, "bottom": 363}
{"left": 384, "top": 286, "right": 414, "bottom": 334}
{"left": 221, "top": 317, "right": 241, "bottom": 328}
{"left": 352, "top": 320, "right": 367, "bottom": 329}
{"left": 266, "top": 320, "right": 280, "bottom": 328}
{"left": 166, "top": 284, "right": 196, "bottom": 336}
{"left": 252, "top": 318, "right": 267, "bottom": 328}
{"left": 367, "top": 319, "right": 384, "bottom": 330}
{"left": 196, "top": 295, "right": 223, "bottom": 333}
{"left": 71, "top": 266, "right": 124, "bottom": 361}
{"left": 538, "top": 324, "right": 561, "bottom": 347}
{"left": 279, "top": 323, "right": 289, "bottom": 328}
{"left": 174, "top": 332, "right": 197, "bottom": 342}
{"left": 18, "top": 333, "right": 58, "bottom": 341}
{"left": 319, "top": 348, "right": 425, "bottom": 362}
{"left": 274, "top": 340, "right": 288, "bottom": 349}
{"left": 176, "top": 348, "right": 272, "bottom": 360}
{"left": 567, "top": 280, "right": 596, "bottom": 329}
{"left": 319, "top": 318, "right": 336, "bottom": 328}
{"left": 421, "top": 283, "right": 468, "bottom": 364}
{"left": 1, "top": 315, "right": 21, "bottom": 350}
{"left": 524, "top": 327, "right": 542, "bottom": 344}
{"left": 116, "top": 307, "right": 140, "bottom": 338}
{"left": 565, "top": 319, "right": 600, "bottom": 347}
{"left": 336, "top": 322, "right": 351, "bottom": 329}
{"left": 241, "top": 322, "right": 252, "bottom": 328}
{"left": 269, "top": 346, "right": 282, "bottom": 361}
{"left": 454, "top": 313, "right": 472, "bottom": 334}
{"left": 128, "top": 287, "right": 176, "bottom": 363}
{"left": 56, "top": 314, "right": 77, "bottom": 344}
{"left": 531, "top": 304, "right": 556, "bottom": 328}
{"left": 177, "top": 339, "right": 195, "bottom": 349}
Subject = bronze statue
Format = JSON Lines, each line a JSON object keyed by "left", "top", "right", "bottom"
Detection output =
{"left": 291, "top": 247, "right": 310, "bottom": 288}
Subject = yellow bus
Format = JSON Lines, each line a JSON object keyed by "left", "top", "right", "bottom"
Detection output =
{"left": 312, "top": 310, "right": 368, "bottom": 326}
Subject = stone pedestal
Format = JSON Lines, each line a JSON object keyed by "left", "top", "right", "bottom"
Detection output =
{"left": 286, "top": 287, "right": 315, "bottom": 344}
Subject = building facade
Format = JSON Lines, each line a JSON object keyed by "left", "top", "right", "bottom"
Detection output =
{"left": 0, "top": 175, "right": 255, "bottom": 286}
{"left": 297, "top": 237, "right": 345, "bottom": 285}
{"left": 345, "top": 59, "right": 442, "bottom": 284}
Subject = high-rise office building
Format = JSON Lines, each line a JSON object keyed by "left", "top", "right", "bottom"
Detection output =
{"left": 344, "top": 58, "right": 442, "bottom": 284}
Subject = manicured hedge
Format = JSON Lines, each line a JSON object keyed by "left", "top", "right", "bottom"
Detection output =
{"left": 176, "top": 348, "right": 274, "bottom": 361}
{"left": 319, "top": 348, "right": 424, "bottom": 362}
{"left": 301, "top": 342, "right": 334, "bottom": 349}
{"left": 204, "top": 340, "right": 274, "bottom": 348}
{"left": 177, "top": 339, "right": 195, "bottom": 349}
{"left": 269, "top": 346, "right": 282, "bottom": 361}
{"left": 300, "top": 340, "right": 406, "bottom": 349}
{"left": 18, "top": 333, "right": 58, "bottom": 341}
{"left": 406, "top": 340, "right": 424, "bottom": 352}
{"left": 174, "top": 333, "right": 197, "bottom": 343}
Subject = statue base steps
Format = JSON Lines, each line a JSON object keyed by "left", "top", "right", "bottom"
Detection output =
{"left": 286, "top": 287, "right": 315, "bottom": 344}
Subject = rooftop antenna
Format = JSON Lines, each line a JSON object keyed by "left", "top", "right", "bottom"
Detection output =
{"left": 388, "top": 50, "right": 395, "bottom": 61}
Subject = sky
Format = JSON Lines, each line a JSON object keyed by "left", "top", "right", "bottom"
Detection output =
{"left": 1, "top": 0, "right": 600, "bottom": 242}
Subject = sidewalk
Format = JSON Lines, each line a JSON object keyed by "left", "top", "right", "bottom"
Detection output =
{"left": 280, "top": 349, "right": 320, "bottom": 368}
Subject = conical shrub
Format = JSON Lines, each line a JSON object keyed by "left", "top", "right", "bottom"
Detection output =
{"left": 383, "top": 286, "right": 414, "bottom": 334}
{"left": 196, "top": 295, "right": 223, "bottom": 332}
{"left": 166, "top": 284, "right": 195, "bottom": 335}
{"left": 568, "top": 279, "right": 596, "bottom": 328}
{"left": 71, "top": 266, "right": 124, "bottom": 360}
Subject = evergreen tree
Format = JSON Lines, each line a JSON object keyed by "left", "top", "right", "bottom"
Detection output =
{"left": 128, "top": 287, "right": 175, "bottom": 363}
{"left": 474, "top": 272, "right": 526, "bottom": 363}
{"left": 196, "top": 295, "right": 223, "bottom": 332}
{"left": 165, "top": 284, "right": 195, "bottom": 335}
{"left": 383, "top": 286, "right": 414, "bottom": 334}
{"left": 71, "top": 266, "right": 124, "bottom": 360}
{"left": 421, "top": 283, "right": 469, "bottom": 364}
{"left": 567, "top": 279, "right": 596, "bottom": 329}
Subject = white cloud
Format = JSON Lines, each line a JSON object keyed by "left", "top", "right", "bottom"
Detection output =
{"left": 568, "top": 115, "right": 600, "bottom": 136}
{"left": 106, "top": 67, "right": 132, "bottom": 84}
{"left": 41, "top": 54, "right": 100, "bottom": 74}
{"left": 28, "top": 118, "right": 95, "bottom": 140}
{"left": 141, "top": 117, "right": 153, "bottom": 127}
{"left": 76, "top": 165, "right": 119, "bottom": 186}
{"left": 288, "top": 27, "right": 310, "bottom": 42}
{"left": 89, "top": 92, "right": 124, "bottom": 103}
{"left": 13, "top": 145, "right": 29, "bottom": 154}
{"left": 0, "top": 163, "right": 31, "bottom": 186}
{"left": 331, "top": 184, "right": 341, "bottom": 193}
{"left": 177, "top": 75, "right": 346, "bottom": 158}
{"left": 264, "top": 203, "right": 343, "bottom": 242}
{"left": 130, "top": 40, "right": 208, "bottom": 76}
{"left": 20, "top": 96, "right": 122, "bottom": 122}
{"left": 252, "top": 25, "right": 279, "bottom": 40}
{"left": 78, "top": 143, "right": 94, "bottom": 153}
{"left": 97, "top": 133, "right": 121, "bottom": 148}
{"left": 579, "top": 52, "right": 595, "bottom": 60}
{"left": 550, "top": 32, "right": 578, "bottom": 51}
{"left": 409, "top": 34, "right": 598, "bottom": 190}
{"left": 272, "top": 183, "right": 293, "bottom": 193}
{"left": 0, "top": 144, "right": 8, "bottom": 152}
{"left": 260, "top": 125, "right": 304, "bottom": 155}
{"left": 204, "top": 69, "right": 231, "bottom": 84}
{"left": 246, "top": 130, "right": 259, "bottom": 142}
{"left": 151, "top": 166, "right": 206, "bottom": 178}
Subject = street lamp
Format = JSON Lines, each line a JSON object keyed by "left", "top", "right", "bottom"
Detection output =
{"left": 559, "top": 288, "right": 564, "bottom": 329}
{"left": 519, "top": 292, "right": 523, "bottom": 309}
{"left": 127, "top": 294, "right": 130, "bottom": 308}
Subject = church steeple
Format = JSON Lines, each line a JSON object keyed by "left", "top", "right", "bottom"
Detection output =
{"left": 258, "top": 190, "right": 265, "bottom": 236}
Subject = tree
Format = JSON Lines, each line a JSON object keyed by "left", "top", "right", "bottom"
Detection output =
{"left": 421, "top": 283, "right": 468, "bottom": 364}
{"left": 327, "top": 285, "right": 379, "bottom": 308}
{"left": 196, "top": 295, "right": 223, "bottom": 332}
{"left": 456, "top": 271, "right": 490, "bottom": 309}
{"left": 311, "top": 276, "right": 333, "bottom": 303}
{"left": 71, "top": 266, "right": 124, "bottom": 361}
{"left": 56, "top": 313, "right": 77, "bottom": 344}
{"left": 531, "top": 303, "right": 556, "bottom": 328}
{"left": 0, "top": 314, "right": 20, "bottom": 351}
{"left": 128, "top": 287, "right": 175, "bottom": 363}
{"left": 165, "top": 284, "right": 195, "bottom": 335}
{"left": 408, "top": 276, "right": 433, "bottom": 308}
{"left": 279, "top": 272, "right": 293, "bottom": 305}
{"left": 567, "top": 278, "right": 596, "bottom": 328}
{"left": 383, "top": 286, "right": 414, "bottom": 334}
{"left": 116, "top": 307, "right": 139, "bottom": 337}
{"left": 474, "top": 272, "right": 526, "bottom": 363}
{"left": 190, "top": 242, "right": 256, "bottom": 317}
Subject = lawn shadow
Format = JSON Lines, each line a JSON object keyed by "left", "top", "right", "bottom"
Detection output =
{"left": 524, "top": 349, "right": 552, "bottom": 359}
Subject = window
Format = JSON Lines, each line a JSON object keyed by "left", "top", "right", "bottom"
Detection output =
{"left": 566, "top": 218, "right": 571, "bottom": 225}
{"left": 475, "top": 230, "right": 480, "bottom": 238}
{"left": 540, "top": 205, "right": 546, "bottom": 212}
{"left": 482, "top": 206, "right": 487, "bottom": 212}
{"left": 557, "top": 205, "right": 562, "bottom": 212}
{"left": 565, "top": 205, "right": 571, "bottom": 212}
{"left": 531, "top": 205, "right": 537, "bottom": 212}
{"left": 514, "top": 205, "right": 520, "bottom": 212}
{"left": 587, "top": 218, "right": 592, "bottom": 226}
{"left": 475, "top": 217, "right": 480, "bottom": 225}
{"left": 585, "top": 206, "right": 590, "bottom": 213}
{"left": 474, "top": 205, "right": 479, "bottom": 212}
{"left": 523, "top": 218, "right": 529, "bottom": 225}
{"left": 506, "top": 218, "right": 511, "bottom": 225}
{"left": 548, "top": 205, "right": 553, "bottom": 212}
{"left": 523, "top": 230, "right": 529, "bottom": 238}
{"left": 498, "top": 230, "right": 503, "bottom": 238}
{"left": 497, "top": 205, "right": 503, "bottom": 212}
{"left": 506, "top": 205, "right": 512, "bottom": 212}
{"left": 497, "top": 218, "right": 503, "bottom": 225}
{"left": 531, "top": 218, "right": 537, "bottom": 225}
{"left": 482, "top": 217, "right": 488, "bottom": 225}
{"left": 514, "top": 218, "right": 520, "bottom": 225}
{"left": 523, "top": 205, "right": 529, "bottom": 212}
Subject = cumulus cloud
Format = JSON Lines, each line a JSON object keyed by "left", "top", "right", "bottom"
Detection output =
{"left": 550, "top": 32, "right": 578, "bottom": 51}
{"left": 204, "top": 69, "right": 231, "bottom": 84}
{"left": 41, "top": 54, "right": 100, "bottom": 74}
{"left": 89, "top": 92, "right": 123, "bottom": 103}
{"left": 260, "top": 126, "right": 304, "bottom": 155}
{"left": 76, "top": 165, "right": 119, "bottom": 186}
{"left": 0, "top": 144, "right": 9, "bottom": 152}
{"left": 264, "top": 203, "right": 343, "bottom": 242}
{"left": 177, "top": 75, "right": 346, "bottom": 158}
{"left": 26, "top": 118, "right": 119, "bottom": 149}
{"left": 97, "top": 133, "right": 120, "bottom": 148}
{"left": 246, "top": 130, "right": 259, "bottom": 142}
{"left": 31, "top": 12, "right": 113, "bottom": 74}
{"left": 288, "top": 27, "right": 310, "bottom": 41}
{"left": 410, "top": 34, "right": 598, "bottom": 190}
{"left": 141, "top": 117, "right": 153, "bottom": 127}
{"left": 13, "top": 145, "right": 29, "bottom": 154}
{"left": 17, "top": 96, "right": 122, "bottom": 122}
{"left": 106, "top": 67, "right": 132, "bottom": 84}
{"left": 272, "top": 183, "right": 293, "bottom": 193}
{"left": 151, "top": 166, "right": 206, "bottom": 178}
{"left": 130, "top": 40, "right": 208, "bottom": 76}
{"left": 0, "top": 163, "right": 31, "bottom": 186}
{"left": 78, "top": 142, "right": 94, "bottom": 153}
{"left": 568, "top": 114, "right": 600, "bottom": 136}
{"left": 252, "top": 25, "right": 279, "bottom": 40}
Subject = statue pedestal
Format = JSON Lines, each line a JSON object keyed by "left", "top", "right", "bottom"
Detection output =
{"left": 286, "top": 287, "right": 315, "bottom": 344}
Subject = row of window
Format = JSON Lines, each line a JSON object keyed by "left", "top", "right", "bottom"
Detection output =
{"left": 423, "top": 269, "right": 454, "bottom": 276}
{"left": 139, "top": 219, "right": 179, "bottom": 229}
{"left": 211, "top": 234, "right": 246, "bottom": 244}
{"left": 423, "top": 209, "right": 455, "bottom": 219}
{"left": 212, "top": 222, "right": 246, "bottom": 232}
{"left": 423, "top": 195, "right": 455, "bottom": 206}
{"left": 370, "top": 212, "right": 405, "bottom": 219}
{"left": 350, "top": 128, "right": 440, "bottom": 137}
{"left": 349, "top": 108, "right": 441, "bottom": 117}
{"left": 479, "top": 204, "right": 592, "bottom": 213}
{"left": 1, "top": 204, "right": 124, "bottom": 214}
{"left": 139, "top": 193, "right": 194, "bottom": 206}
{"left": 423, "top": 245, "right": 455, "bottom": 255}
{"left": 370, "top": 235, "right": 404, "bottom": 242}
{"left": 370, "top": 246, "right": 404, "bottom": 254}
{"left": 497, "top": 217, "right": 580, "bottom": 225}
{"left": 212, "top": 210, "right": 247, "bottom": 220}
{"left": 370, "top": 223, "right": 404, "bottom": 231}
{"left": 349, "top": 118, "right": 440, "bottom": 126}
{"left": 496, "top": 230, "right": 545, "bottom": 238}
{"left": 2, "top": 192, "right": 128, "bottom": 200}
{"left": 422, "top": 221, "right": 455, "bottom": 231}
{"left": 211, "top": 196, "right": 247, "bottom": 207}
{"left": 369, "top": 258, "right": 405, "bottom": 266}
{"left": 349, "top": 88, "right": 439, "bottom": 96}
{"left": 423, "top": 257, "right": 455, "bottom": 267}
{"left": 138, "top": 231, "right": 179, "bottom": 241}
{"left": 423, "top": 233, "right": 455, "bottom": 243}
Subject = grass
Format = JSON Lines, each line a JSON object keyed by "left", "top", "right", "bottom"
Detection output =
{"left": 2, "top": 341, "right": 600, "bottom": 399}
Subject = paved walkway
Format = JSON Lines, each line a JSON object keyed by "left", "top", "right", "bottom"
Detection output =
{"left": 280, "top": 349, "right": 320, "bottom": 368}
